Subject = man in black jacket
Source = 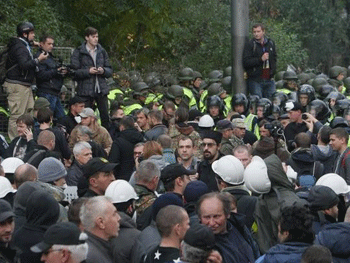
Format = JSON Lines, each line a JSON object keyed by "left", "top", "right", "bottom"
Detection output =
{"left": 35, "top": 35, "right": 67, "bottom": 120}
{"left": 70, "top": 27, "right": 113, "bottom": 130}
{"left": 243, "top": 23, "right": 277, "bottom": 99}
{"left": 4, "top": 22, "right": 48, "bottom": 140}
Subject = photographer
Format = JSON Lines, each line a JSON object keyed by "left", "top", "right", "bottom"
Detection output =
{"left": 252, "top": 119, "right": 290, "bottom": 162}
{"left": 35, "top": 35, "right": 67, "bottom": 120}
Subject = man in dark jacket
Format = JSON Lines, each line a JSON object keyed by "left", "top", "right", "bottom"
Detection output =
{"left": 242, "top": 23, "right": 277, "bottom": 99}
{"left": 35, "top": 35, "right": 66, "bottom": 120}
{"left": 0, "top": 200, "right": 16, "bottom": 263}
{"left": 67, "top": 141, "right": 92, "bottom": 186}
{"left": 70, "top": 27, "right": 113, "bottom": 130}
{"left": 256, "top": 206, "right": 314, "bottom": 263}
{"left": 4, "top": 22, "right": 48, "bottom": 140}
{"left": 58, "top": 96, "right": 85, "bottom": 135}
{"left": 144, "top": 110, "right": 168, "bottom": 141}
{"left": 108, "top": 116, "right": 144, "bottom": 181}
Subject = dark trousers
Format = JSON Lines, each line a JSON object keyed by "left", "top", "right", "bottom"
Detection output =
{"left": 81, "top": 94, "right": 110, "bottom": 130}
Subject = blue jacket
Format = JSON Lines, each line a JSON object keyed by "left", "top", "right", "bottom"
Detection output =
{"left": 256, "top": 242, "right": 310, "bottom": 263}
{"left": 315, "top": 222, "right": 350, "bottom": 263}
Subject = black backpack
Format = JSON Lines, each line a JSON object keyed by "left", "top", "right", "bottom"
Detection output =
{"left": 0, "top": 46, "right": 17, "bottom": 85}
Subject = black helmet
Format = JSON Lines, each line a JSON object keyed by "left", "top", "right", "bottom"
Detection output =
{"left": 271, "top": 91, "right": 288, "bottom": 108}
{"left": 312, "top": 78, "right": 329, "bottom": 93}
{"left": 298, "top": 84, "right": 315, "bottom": 102}
{"left": 288, "top": 91, "right": 298, "bottom": 102}
{"left": 283, "top": 71, "right": 298, "bottom": 81}
{"left": 248, "top": 94, "right": 260, "bottom": 112}
{"left": 167, "top": 85, "right": 184, "bottom": 99}
{"left": 207, "top": 83, "right": 224, "bottom": 97}
{"left": 325, "top": 91, "right": 345, "bottom": 103}
{"left": 129, "top": 71, "right": 143, "bottom": 86}
{"left": 144, "top": 72, "right": 161, "bottom": 89}
{"left": 256, "top": 98, "right": 273, "bottom": 118}
{"left": 208, "top": 70, "right": 223, "bottom": 83}
{"left": 344, "top": 77, "right": 350, "bottom": 89}
{"left": 275, "top": 80, "right": 285, "bottom": 90}
{"left": 335, "top": 99, "right": 350, "bottom": 116}
{"left": 317, "top": 73, "right": 328, "bottom": 80}
{"left": 272, "top": 105, "right": 281, "bottom": 115}
{"left": 207, "top": 95, "right": 224, "bottom": 112}
{"left": 193, "top": 71, "right": 203, "bottom": 80}
{"left": 178, "top": 67, "right": 194, "bottom": 81}
{"left": 298, "top": 73, "right": 311, "bottom": 85}
{"left": 330, "top": 117, "right": 349, "bottom": 129}
{"left": 221, "top": 76, "right": 231, "bottom": 92}
{"left": 223, "top": 66, "right": 232, "bottom": 77}
{"left": 17, "top": 22, "right": 34, "bottom": 37}
{"left": 162, "top": 74, "right": 178, "bottom": 87}
{"left": 329, "top": 66, "right": 344, "bottom": 79}
{"left": 318, "top": 84, "right": 336, "bottom": 100}
{"left": 132, "top": 82, "right": 149, "bottom": 96}
{"left": 307, "top": 100, "right": 331, "bottom": 122}
{"left": 275, "top": 71, "right": 285, "bottom": 82}
{"left": 231, "top": 93, "right": 249, "bottom": 112}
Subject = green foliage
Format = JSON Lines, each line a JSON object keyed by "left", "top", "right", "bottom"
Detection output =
{"left": 0, "top": 0, "right": 77, "bottom": 46}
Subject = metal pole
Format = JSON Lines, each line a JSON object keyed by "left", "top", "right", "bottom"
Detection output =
{"left": 231, "top": 0, "right": 249, "bottom": 95}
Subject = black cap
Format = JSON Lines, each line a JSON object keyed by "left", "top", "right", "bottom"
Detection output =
{"left": 184, "top": 224, "right": 215, "bottom": 250}
{"left": 278, "top": 113, "right": 290, "bottom": 120}
{"left": 216, "top": 119, "right": 233, "bottom": 131}
{"left": 83, "top": 158, "right": 118, "bottom": 178}
{"left": 201, "top": 130, "right": 222, "bottom": 145}
{"left": 31, "top": 222, "right": 87, "bottom": 253}
{"left": 69, "top": 96, "right": 85, "bottom": 107}
{"left": 152, "top": 193, "right": 183, "bottom": 221}
{"left": 308, "top": 185, "right": 339, "bottom": 211}
{"left": 160, "top": 163, "right": 196, "bottom": 184}
{"left": 0, "top": 200, "right": 14, "bottom": 222}
{"left": 285, "top": 101, "right": 302, "bottom": 112}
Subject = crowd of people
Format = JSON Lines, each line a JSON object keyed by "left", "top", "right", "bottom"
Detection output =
{"left": 0, "top": 20, "right": 350, "bottom": 263}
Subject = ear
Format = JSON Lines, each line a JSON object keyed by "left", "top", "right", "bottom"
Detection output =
{"left": 96, "top": 216, "right": 105, "bottom": 229}
{"left": 89, "top": 177, "right": 97, "bottom": 187}
{"left": 217, "top": 143, "right": 221, "bottom": 151}
{"left": 173, "top": 223, "right": 181, "bottom": 236}
{"left": 61, "top": 249, "right": 71, "bottom": 262}
{"left": 175, "top": 177, "right": 183, "bottom": 187}
{"left": 85, "top": 35, "right": 89, "bottom": 42}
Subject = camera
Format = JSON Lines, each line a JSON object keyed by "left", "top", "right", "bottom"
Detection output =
{"left": 302, "top": 113, "right": 308, "bottom": 120}
{"left": 264, "top": 123, "right": 284, "bottom": 138}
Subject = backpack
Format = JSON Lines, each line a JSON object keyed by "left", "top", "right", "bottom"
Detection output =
{"left": 0, "top": 46, "right": 17, "bottom": 85}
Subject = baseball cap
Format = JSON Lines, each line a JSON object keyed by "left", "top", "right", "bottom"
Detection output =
{"left": 285, "top": 101, "right": 302, "bottom": 112}
{"left": 184, "top": 224, "right": 215, "bottom": 250}
{"left": 79, "top": 108, "right": 96, "bottom": 118}
{"left": 216, "top": 119, "right": 233, "bottom": 131}
{"left": 160, "top": 163, "right": 196, "bottom": 184}
{"left": 31, "top": 222, "right": 87, "bottom": 253}
{"left": 231, "top": 118, "right": 246, "bottom": 129}
{"left": 0, "top": 199, "right": 14, "bottom": 222}
{"left": 83, "top": 158, "right": 118, "bottom": 178}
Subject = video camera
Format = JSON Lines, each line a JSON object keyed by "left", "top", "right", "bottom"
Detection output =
{"left": 264, "top": 122, "right": 284, "bottom": 138}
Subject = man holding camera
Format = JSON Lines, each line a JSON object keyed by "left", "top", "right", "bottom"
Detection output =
{"left": 4, "top": 22, "right": 48, "bottom": 140}
{"left": 71, "top": 27, "right": 113, "bottom": 130}
{"left": 35, "top": 35, "right": 67, "bottom": 120}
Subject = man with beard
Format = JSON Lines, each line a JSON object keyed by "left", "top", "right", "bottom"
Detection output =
{"left": 198, "top": 131, "right": 222, "bottom": 191}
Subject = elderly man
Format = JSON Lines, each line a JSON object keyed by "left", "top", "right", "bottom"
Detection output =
{"left": 67, "top": 142, "right": 93, "bottom": 186}
{"left": 14, "top": 163, "right": 38, "bottom": 189}
{"left": 142, "top": 205, "right": 190, "bottom": 263}
{"left": 79, "top": 196, "right": 121, "bottom": 263}
{"left": 70, "top": 108, "right": 113, "bottom": 154}
{"left": 81, "top": 157, "right": 117, "bottom": 197}
{"left": 134, "top": 160, "right": 160, "bottom": 230}
{"left": 31, "top": 222, "right": 89, "bottom": 263}
{"left": 0, "top": 200, "right": 16, "bottom": 262}
{"left": 197, "top": 192, "right": 259, "bottom": 263}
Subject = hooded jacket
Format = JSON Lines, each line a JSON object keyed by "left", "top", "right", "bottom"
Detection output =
{"left": 255, "top": 154, "right": 306, "bottom": 254}
{"left": 70, "top": 43, "right": 113, "bottom": 96}
{"left": 6, "top": 37, "right": 37, "bottom": 86}
{"left": 13, "top": 190, "right": 60, "bottom": 263}
{"left": 311, "top": 144, "right": 338, "bottom": 174}
{"left": 256, "top": 242, "right": 311, "bottom": 263}
{"left": 108, "top": 128, "right": 144, "bottom": 181}
{"left": 110, "top": 212, "right": 140, "bottom": 263}
{"left": 315, "top": 222, "right": 350, "bottom": 263}
{"left": 252, "top": 137, "right": 290, "bottom": 162}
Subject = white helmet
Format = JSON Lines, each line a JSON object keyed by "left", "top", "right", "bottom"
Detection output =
{"left": 0, "top": 177, "right": 16, "bottom": 198}
{"left": 1, "top": 157, "right": 24, "bottom": 174}
{"left": 198, "top": 114, "right": 215, "bottom": 128}
{"left": 316, "top": 173, "right": 350, "bottom": 195}
{"left": 244, "top": 156, "right": 271, "bottom": 194}
{"left": 212, "top": 155, "right": 244, "bottom": 185}
{"left": 105, "top": 180, "right": 138, "bottom": 203}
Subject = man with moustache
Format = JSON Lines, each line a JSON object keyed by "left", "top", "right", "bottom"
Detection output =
{"left": 197, "top": 131, "right": 223, "bottom": 191}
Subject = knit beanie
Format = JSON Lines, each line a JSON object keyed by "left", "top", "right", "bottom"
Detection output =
{"left": 308, "top": 185, "right": 339, "bottom": 211}
{"left": 184, "top": 181, "right": 209, "bottom": 203}
{"left": 38, "top": 157, "right": 67, "bottom": 183}
{"left": 151, "top": 193, "right": 183, "bottom": 221}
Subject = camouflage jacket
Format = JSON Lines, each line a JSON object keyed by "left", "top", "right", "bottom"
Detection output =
{"left": 220, "top": 136, "right": 244, "bottom": 156}
{"left": 134, "top": 184, "right": 157, "bottom": 216}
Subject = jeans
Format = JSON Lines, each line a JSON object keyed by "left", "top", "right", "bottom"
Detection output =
{"left": 247, "top": 79, "right": 276, "bottom": 99}
{"left": 37, "top": 92, "right": 65, "bottom": 120}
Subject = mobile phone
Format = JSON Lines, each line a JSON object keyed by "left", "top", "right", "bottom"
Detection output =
{"left": 302, "top": 113, "right": 308, "bottom": 120}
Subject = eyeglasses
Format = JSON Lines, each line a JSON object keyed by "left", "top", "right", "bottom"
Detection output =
{"left": 201, "top": 142, "right": 217, "bottom": 148}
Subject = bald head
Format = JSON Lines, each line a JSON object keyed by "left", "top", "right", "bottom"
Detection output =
{"left": 37, "top": 130, "right": 56, "bottom": 150}
{"left": 14, "top": 163, "right": 38, "bottom": 189}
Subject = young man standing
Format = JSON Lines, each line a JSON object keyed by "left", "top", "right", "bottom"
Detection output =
{"left": 330, "top": 127, "right": 350, "bottom": 184}
{"left": 243, "top": 23, "right": 277, "bottom": 99}
{"left": 71, "top": 27, "right": 113, "bottom": 130}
